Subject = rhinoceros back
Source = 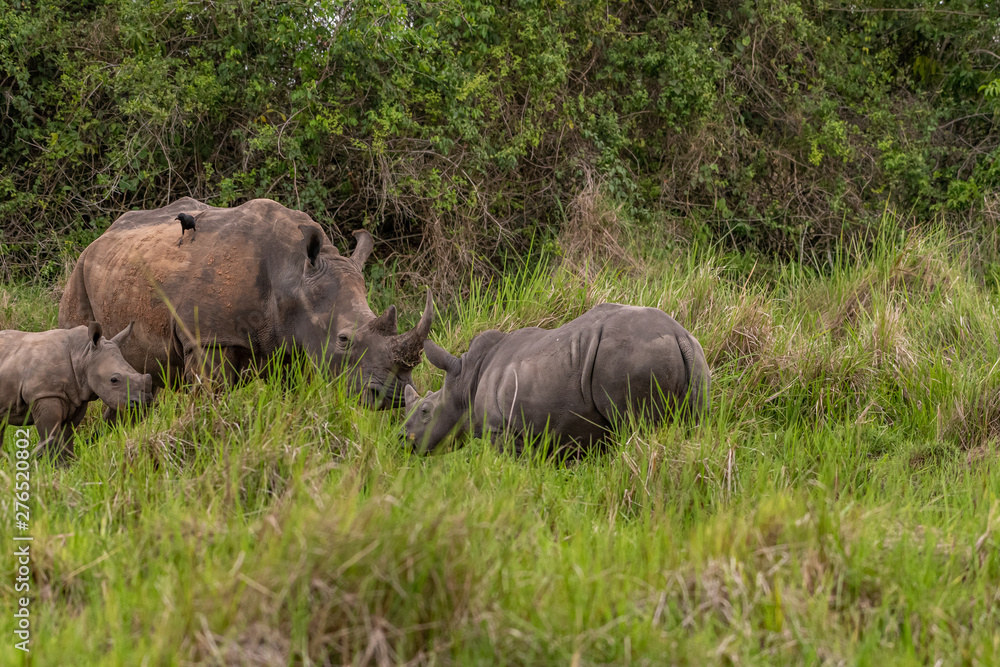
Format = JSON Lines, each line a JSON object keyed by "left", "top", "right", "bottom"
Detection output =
{"left": 58, "top": 198, "right": 343, "bottom": 386}
{"left": 675, "top": 331, "right": 710, "bottom": 423}
{"left": 586, "top": 304, "right": 705, "bottom": 424}
{"left": 472, "top": 303, "right": 709, "bottom": 448}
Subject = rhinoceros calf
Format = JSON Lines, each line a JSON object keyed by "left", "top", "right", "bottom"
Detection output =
{"left": 59, "top": 197, "right": 432, "bottom": 408}
{"left": 403, "top": 303, "right": 710, "bottom": 454}
{"left": 0, "top": 323, "right": 153, "bottom": 459}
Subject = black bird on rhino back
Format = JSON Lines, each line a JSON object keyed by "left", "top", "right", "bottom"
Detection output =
{"left": 59, "top": 197, "right": 433, "bottom": 408}
{"left": 403, "top": 303, "right": 710, "bottom": 454}
{"left": 175, "top": 212, "right": 199, "bottom": 245}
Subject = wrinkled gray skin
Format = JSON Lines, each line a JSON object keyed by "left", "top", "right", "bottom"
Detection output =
{"left": 0, "top": 323, "right": 154, "bottom": 460}
{"left": 404, "top": 303, "right": 710, "bottom": 455}
{"left": 58, "top": 197, "right": 433, "bottom": 409}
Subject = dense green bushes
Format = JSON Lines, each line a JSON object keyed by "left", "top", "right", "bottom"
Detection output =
{"left": 1, "top": 0, "right": 998, "bottom": 281}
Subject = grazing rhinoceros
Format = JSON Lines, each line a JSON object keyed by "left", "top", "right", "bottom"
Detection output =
{"left": 0, "top": 322, "right": 153, "bottom": 459}
{"left": 403, "top": 303, "right": 710, "bottom": 454}
{"left": 58, "top": 197, "right": 432, "bottom": 408}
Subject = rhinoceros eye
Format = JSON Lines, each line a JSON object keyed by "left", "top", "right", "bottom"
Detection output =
{"left": 337, "top": 333, "right": 350, "bottom": 346}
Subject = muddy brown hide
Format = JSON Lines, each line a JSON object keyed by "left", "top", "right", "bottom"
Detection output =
{"left": 0, "top": 323, "right": 153, "bottom": 460}
{"left": 403, "top": 303, "right": 711, "bottom": 455}
{"left": 58, "top": 197, "right": 432, "bottom": 408}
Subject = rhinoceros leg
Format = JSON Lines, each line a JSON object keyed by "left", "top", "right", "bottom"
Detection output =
{"left": 501, "top": 432, "right": 526, "bottom": 457}
{"left": 31, "top": 397, "right": 74, "bottom": 462}
{"left": 184, "top": 344, "right": 252, "bottom": 387}
{"left": 102, "top": 405, "right": 121, "bottom": 424}
{"left": 66, "top": 403, "right": 88, "bottom": 430}
{"left": 57, "top": 404, "right": 90, "bottom": 454}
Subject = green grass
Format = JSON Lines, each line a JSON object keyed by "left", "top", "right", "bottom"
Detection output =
{"left": 3, "top": 225, "right": 1000, "bottom": 665}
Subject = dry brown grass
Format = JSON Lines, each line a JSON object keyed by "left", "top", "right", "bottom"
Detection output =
{"left": 557, "top": 173, "right": 636, "bottom": 277}
{"left": 945, "top": 385, "right": 1000, "bottom": 451}
{"left": 843, "top": 301, "right": 917, "bottom": 383}
{"left": 0, "top": 288, "right": 13, "bottom": 330}
{"left": 666, "top": 260, "right": 722, "bottom": 331}
{"left": 211, "top": 622, "right": 291, "bottom": 666}
{"left": 710, "top": 294, "right": 774, "bottom": 370}
{"left": 828, "top": 235, "right": 958, "bottom": 336}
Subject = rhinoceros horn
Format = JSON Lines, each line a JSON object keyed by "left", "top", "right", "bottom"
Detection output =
{"left": 369, "top": 305, "right": 398, "bottom": 336}
{"left": 392, "top": 290, "right": 434, "bottom": 369}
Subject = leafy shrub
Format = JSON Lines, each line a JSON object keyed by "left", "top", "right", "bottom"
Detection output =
{"left": 1, "top": 0, "right": 998, "bottom": 284}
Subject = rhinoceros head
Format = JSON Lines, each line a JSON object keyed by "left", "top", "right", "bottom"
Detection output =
{"left": 292, "top": 227, "right": 434, "bottom": 409}
{"left": 83, "top": 322, "right": 155, "bottom": 408}
{"left": 402, "top": 340, "right": 466, "bottom": 452}
{"left": 336, "top": 287, "right": 435, "bottom": 409}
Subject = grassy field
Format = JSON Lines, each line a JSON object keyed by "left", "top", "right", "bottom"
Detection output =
{"left": 2, "top": 223, "right": 1000, "bottom": 665}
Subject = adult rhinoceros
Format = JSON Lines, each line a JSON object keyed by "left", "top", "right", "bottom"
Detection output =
{"left": 58, "top": 197, "right": 432, "bottom": 408}
{"left": 403, "top": 303, "right": 710, "bottom": 454}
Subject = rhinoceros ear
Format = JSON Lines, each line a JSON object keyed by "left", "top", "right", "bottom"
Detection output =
{"left": 299, "top": 224, "right": 325, "bottom": 267}
{"left": 351, "top": 229, "right": 374, "bottom": 269}
{"left": 87, "top": 321, "right": 103, "bottom": 347}
{"left": 110, "top": 321, "right": 135, "bottom": 347}
{"left": 424, "top": 340, "right": 461, "bottom": 375}
{"left": 404, "top": 384, "right": 420, "bottom": 411}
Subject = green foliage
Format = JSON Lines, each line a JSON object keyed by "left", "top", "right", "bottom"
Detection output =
{"left": 1, "top": 0, "right": 999, "bottom": 281}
